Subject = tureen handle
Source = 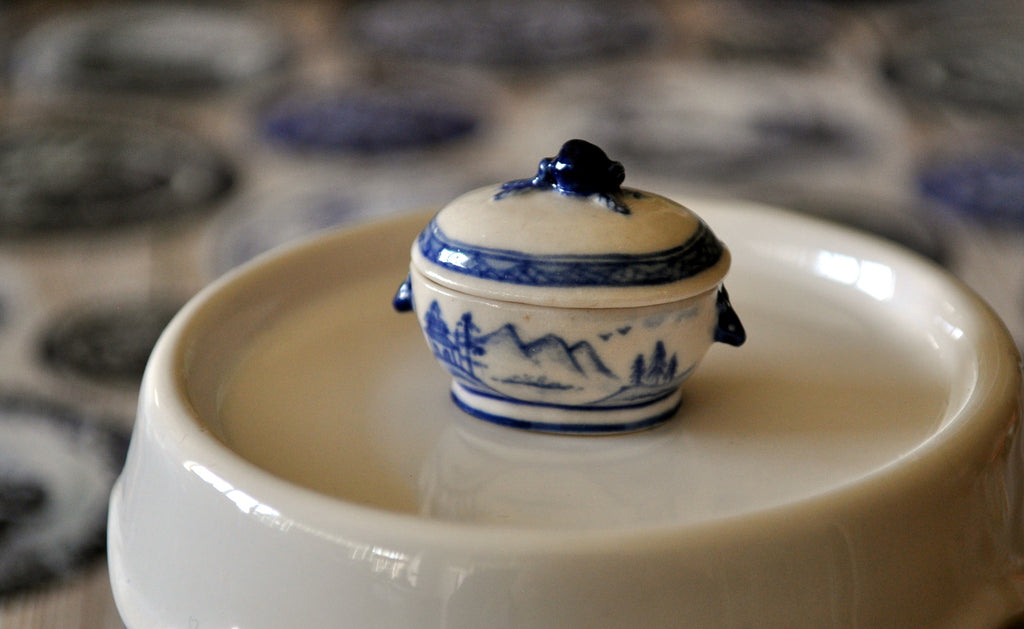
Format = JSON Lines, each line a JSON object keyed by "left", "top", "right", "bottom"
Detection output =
{"left": 393, "top": 275, "right": 413, "bottom": 312}
{"left": 714, "top": 286, "right": 745, "bottom": 346}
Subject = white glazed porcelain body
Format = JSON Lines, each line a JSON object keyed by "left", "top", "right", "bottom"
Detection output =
{"left": 108, "top": 201, "right": 1024, "bottom": 629}
{"left": 399, "top": 142, "right": 743, "bottom": 432}
{"left": 407, "top": 269, "right": 719, "bottom": 432}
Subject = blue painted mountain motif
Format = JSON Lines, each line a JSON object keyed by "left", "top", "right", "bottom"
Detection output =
{"left": 423, "top": 300, "right": 693, "bottom": 407}
{"left": 480, "top": 324, "right": 616, "bottom": 392}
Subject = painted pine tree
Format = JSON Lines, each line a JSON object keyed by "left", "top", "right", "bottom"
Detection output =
{"left": 630, "top": 341, "right": 680, "bottom": 387}
{"left": 453, "top": 311, "right": 486, "bottom": 377}
{"left": 630, "top": 353, "right": 646, "bottom": 386}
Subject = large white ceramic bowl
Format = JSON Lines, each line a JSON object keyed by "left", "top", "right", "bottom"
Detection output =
{"left": 108, "top": 199, "right": 1024, "bottom": 628}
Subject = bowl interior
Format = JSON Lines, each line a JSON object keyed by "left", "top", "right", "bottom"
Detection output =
{"left": 175, "top": 200, "right": 1014, "bottom": 531}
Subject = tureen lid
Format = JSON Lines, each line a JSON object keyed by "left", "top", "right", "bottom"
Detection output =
{"left": 410, "top": 139, "right": 731, "bottom": 308}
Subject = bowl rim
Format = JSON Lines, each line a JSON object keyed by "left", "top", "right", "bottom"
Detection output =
{"left": 147, "top": 201, "right": 1023, "bottom": 554}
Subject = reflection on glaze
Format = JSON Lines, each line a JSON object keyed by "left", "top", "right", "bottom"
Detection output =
{"left": 813, "top": 252, "right": 895, "bottom": 302}
{"left": 184, "top": 461, "right": 282, "bottom": 521}
{"left": 757, "top": 193, "right": 949, "bottom": 266}
{"left": 420, "top": 416, "right": 680, "bottom": 527}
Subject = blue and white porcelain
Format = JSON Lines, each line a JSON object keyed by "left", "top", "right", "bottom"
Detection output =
{"left": 395, "top": 140, "right": 744, "bottom": 433}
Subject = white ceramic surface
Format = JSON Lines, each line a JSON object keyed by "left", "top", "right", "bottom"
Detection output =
{"left": 108, "top": 199, "right": 1024, "bottom": 628}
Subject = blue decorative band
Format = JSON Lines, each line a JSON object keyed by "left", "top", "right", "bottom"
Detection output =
{"left": 450, "top": 392, "right": 680, "bottom": 434}
{"left": 418, "top": 220, "right": 724, "bottom": 287}
{"left": 457, "top": 382, "right": 680, "bottom": 411}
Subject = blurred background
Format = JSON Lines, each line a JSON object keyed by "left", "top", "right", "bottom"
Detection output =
{"left": 1, "top": 0, "right": 1023, "bottom": 625}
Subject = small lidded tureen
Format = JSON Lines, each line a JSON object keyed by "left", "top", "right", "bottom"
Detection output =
{"left": 395, "top": 139, "right": 744, "bottom": 434}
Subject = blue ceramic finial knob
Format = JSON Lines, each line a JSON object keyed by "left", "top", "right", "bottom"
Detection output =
{"left": 497, "top": 139, "right": 630, "bottom": 213}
